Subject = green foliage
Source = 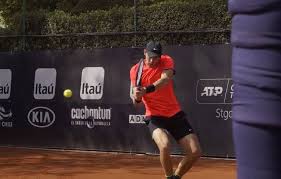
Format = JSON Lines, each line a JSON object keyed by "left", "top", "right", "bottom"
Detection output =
{"left": 0, "top": 11, "right": 6, "bottom": 28}
{"left": 45, "top": 7, "right": 134, "bottom": 34}
{"left": 65, "top": 0, "right": 134, "bottom": 13}
{"left": 0, "top": 0, "right": 231, "bottom": 51}
{"left": 0, "top": 0, "right": 20, "bottom": 27}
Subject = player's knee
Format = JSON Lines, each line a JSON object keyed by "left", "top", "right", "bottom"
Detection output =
{"left": 158, "top": 142, "right": 170, "bottom": 153}
{"left": 192, "top": 148, "right": 202, "bottom": 161}
{"left": 184, "top": 147, "right": 201, "bottom": 161}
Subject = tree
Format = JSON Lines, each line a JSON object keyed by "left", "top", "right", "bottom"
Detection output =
{"left": 0, "top": 0, "right": 62, "bottom": 27}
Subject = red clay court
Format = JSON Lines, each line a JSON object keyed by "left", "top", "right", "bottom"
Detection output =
{"left": 0, "top": 147, "right": 236, "bottom": 179}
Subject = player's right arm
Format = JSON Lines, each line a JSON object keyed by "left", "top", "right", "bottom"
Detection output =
{"left": 130, "top": 82, "right": 146, "bottom": 107}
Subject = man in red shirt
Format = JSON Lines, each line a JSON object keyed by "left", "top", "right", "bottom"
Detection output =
{"left": 130, "top": 41, "right": 201, "bottom": 179}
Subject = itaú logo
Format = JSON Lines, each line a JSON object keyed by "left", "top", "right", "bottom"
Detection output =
{"left": 27, "top": 107, "right": 55, "bottom": 128}
{"left": 80, "top": 67, "right": 104, "bottom": 100}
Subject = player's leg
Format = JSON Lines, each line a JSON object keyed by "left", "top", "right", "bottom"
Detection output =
{"left": 174, "top": 133, "right": 201, "bottom": 177}
{"left": 146, "top": 117, "right": 174, "bottom": 177}
{"left": 152, "top": 128, "right": 174, "bottom": 177}
{"left": 167, "top": 112, "right": 201, "bottom": 178}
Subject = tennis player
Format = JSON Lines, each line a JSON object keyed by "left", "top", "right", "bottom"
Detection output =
{"left": 129, "top": 41, "right": 201, "bottom": 179}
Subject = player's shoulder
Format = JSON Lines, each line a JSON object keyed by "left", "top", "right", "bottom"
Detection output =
{"left": 161, "top": 55, "right": 174, "bottom": 62}
{"left": 130, "top": 63, "right": 139, "bottom": 74}
{"left": 160, "top": 55, "right": 174, "bottom": 66}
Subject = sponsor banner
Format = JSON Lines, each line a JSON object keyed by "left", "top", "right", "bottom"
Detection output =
{"left": 0, "top": 45, "right": 233, "bottom": 157}
{"left": 33, "top": 68, "right": 57, "bottom": 100}
{"left": 27, "top": 106, "right": 56, "bottom": 128}
{"left": 80, "top": 67, "right": 104, "bottom": 100}
{"left": 0, "top": 69, "right": 13, "bottom": 128}
{"left": 0, "top": 69, "right": 12, "bottom": 99}
{"left": 195, "top": 78, "right": 233, "bottom": 122}
{"left": 196, "top": 78, "right": 233, "bottom": 104}
{"left": 129, "top": 114, "right": 146, "bottom": 124}
{"left": 215, "top": 108, "right": 232, "bottom": 121}
{"left": 0, "top": 104, "right": 13, "bottom": 128}
{"left": 70, "top": 106, "right": 111, "bottom": 128}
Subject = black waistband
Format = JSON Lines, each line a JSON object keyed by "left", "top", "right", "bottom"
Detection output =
{"left": 146, "top": 111, "right": 185, "bottom": 120}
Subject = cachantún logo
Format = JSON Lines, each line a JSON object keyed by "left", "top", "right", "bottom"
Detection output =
{"left": 71, "top": 106, "right": 111, "bottom": 128}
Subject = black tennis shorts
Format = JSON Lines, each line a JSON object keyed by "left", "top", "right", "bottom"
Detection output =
{"left": 145, "top": 111, "right": 194, "bottom": 141}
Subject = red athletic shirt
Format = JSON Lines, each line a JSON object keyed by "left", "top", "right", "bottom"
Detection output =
{"left": 130, "top": 55, "right": 181, "bottom": 117}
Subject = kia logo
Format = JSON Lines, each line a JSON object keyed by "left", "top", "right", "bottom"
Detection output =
{"left": 27, "top": 107, "right": 55, "bottom": 128}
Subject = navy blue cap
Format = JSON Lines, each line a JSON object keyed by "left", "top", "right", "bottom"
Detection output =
{"left": 146, "top": 41, "right": 162, "bottom": 58}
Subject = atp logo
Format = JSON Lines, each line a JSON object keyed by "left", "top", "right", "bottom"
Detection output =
{"left": 196, "top": 79, "right": 232, "bottom": 104}
{"left": 201, "top": 86, "right": 223, "bottom": 97}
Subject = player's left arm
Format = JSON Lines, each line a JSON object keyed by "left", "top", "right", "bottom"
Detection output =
{"left": 144, "top": 56, "right": 175, "bottom": 94}
{"left": 144, "top": 69, "right": 174, "bottom": 93}
{"left": 153, "top": 69, "right": 174, "bottom": 90}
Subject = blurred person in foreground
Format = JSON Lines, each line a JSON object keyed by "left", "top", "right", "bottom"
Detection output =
{"left": 229, "top": 0, "right": 281, "bottom": 178}
{"left": 129, "top": 41, "right": 201, "bottom": 179}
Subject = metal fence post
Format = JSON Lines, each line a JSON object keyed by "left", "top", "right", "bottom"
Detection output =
{"left": 133, "top": 0, "right": 137, "bottom": 47}
{"left": 21, "top": 0, "right": 26, "bottom": 51}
